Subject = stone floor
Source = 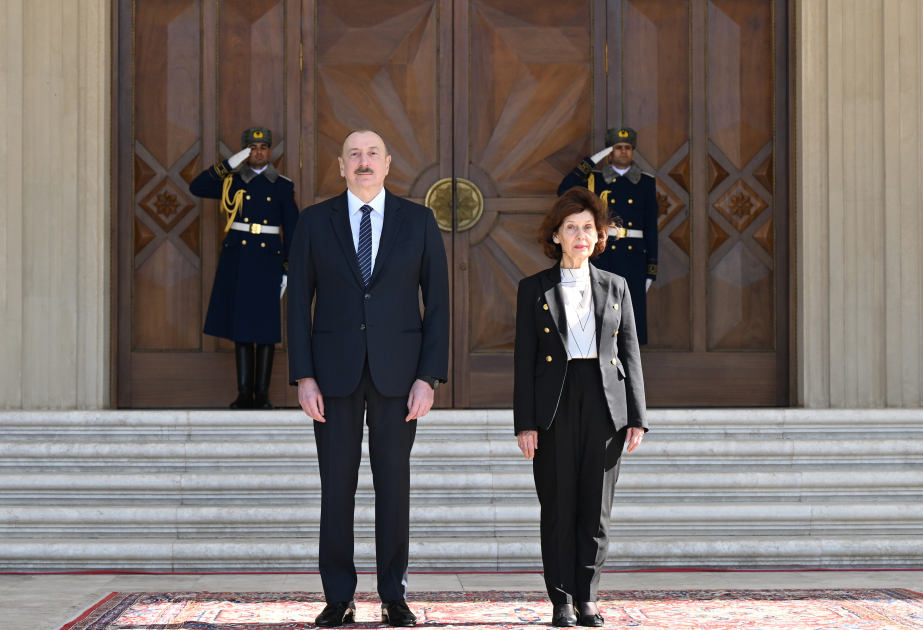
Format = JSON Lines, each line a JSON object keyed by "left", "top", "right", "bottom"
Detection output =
{"left": 1, "top": 571, "right": 922, "bottom": 630}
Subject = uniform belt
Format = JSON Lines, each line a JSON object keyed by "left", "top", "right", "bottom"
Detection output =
{"left": 230, "top": 222, "right": 280, "bottom": 235}
{"left": 609, "top": 227, "right": 643, "bottom": 239}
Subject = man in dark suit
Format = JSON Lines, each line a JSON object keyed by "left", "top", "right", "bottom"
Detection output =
{"left": 287, "top": 130, "right": 450, "bottom": 627}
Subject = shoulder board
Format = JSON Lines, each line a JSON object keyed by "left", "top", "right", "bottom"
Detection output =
{"left": 642, "top": 171, "right": 655, "bottom": 178}
{"left": 278, "top": 174, "right": 292, "bottom": 182}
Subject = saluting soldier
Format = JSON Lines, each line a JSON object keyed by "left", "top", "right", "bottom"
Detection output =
{"left": 189, "top": 127, "right": 299, "bottom": 408}
{"left": 557, "top": 127, "right": 658, "bottom": 345}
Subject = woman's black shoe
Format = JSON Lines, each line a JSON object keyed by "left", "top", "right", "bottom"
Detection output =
{"left": 551, "top": 604, "right": 577, "bottom": 627}
{"left": 577, "top": 613, "right": 604, "bottom": 627}
{"left": 315, "top": 601, "right": 356, "bottom": 627}
{"left": 576, "top": 602, "right": 603, "bottom": 626}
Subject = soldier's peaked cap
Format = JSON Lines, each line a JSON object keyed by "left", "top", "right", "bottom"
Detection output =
{"left": 242, "top": 127, "right": 272, "bottom": 150}
{"left": 604, "top": 127, "right": 637, "bottom": 149}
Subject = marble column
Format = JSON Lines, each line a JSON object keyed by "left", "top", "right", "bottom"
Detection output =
{"left": 798, "top": 0, "right": 923, "bottom": 407}
{"left": 0, "top": 0, "right": 110, "bottom": 409}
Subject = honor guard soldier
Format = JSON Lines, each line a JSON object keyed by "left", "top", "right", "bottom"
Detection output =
{"left": 557, "top": 127, "right": 658, "bottom": 345}
{"left": 189, "top": 126, "right": 299, "bottom": 408}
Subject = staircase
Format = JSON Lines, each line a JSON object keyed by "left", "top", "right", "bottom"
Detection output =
{"left": 0, "top": 409, "right": 920, "bottom": 571}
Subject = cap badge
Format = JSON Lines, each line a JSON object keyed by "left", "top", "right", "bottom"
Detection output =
{"left": 619, "top": 130, "right": 629, "bottom": 138}
{"left": 253, "top": 130, "right": 264, "bottom": 139}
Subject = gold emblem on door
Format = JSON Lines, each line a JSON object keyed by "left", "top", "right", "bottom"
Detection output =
{"left": 424, "top": 178, "right": 484, "bottom": 232}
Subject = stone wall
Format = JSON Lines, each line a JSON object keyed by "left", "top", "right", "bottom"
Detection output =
{"left": 798, "top": 0, "right": 923, "bottom": 407}
{"left": 0, "top": 0, "right": 110, "bottom": 408}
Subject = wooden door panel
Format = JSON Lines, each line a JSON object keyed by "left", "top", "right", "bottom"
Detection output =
{"left": 456, "top": 0, "right": 600, "bottom": 407}
{"left": 121, "top": 0, "right": 301, "bottom": 407}
{"left": 131, "top": 353, "right": 290, "bottom": 408}
{"left": 310, "top": 0, "right": 454, "bottom": 407}
{"left": 315, "top": 0, "right": 440, "bottom": 198}
{"left": 132, "top": 0, "right": 203, "bottom": 351}
{"left": 706, "top": 0, "right": 775, "bottom": 351}
{"left": 214, "top": 0, "right": 289, "bottom": 354}
{"left": 618, "top": 0, "right": 692, "bottom": 351}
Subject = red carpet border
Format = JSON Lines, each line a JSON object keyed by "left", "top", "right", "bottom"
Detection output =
{"left": 63, "top": 589, "right": 923, "bottom": 629}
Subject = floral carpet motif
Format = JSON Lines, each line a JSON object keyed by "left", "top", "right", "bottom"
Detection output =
{"left": 63, "top": 589, "right": 923, "bottom": 630}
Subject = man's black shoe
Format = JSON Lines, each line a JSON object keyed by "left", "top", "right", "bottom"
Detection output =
{"left": 381, "top": 600, "right": 417, "bottom": 627}
{"left": 551, "top": 604, "right": 577, "bottom": 627}
{"left": 315, "top": 601, "right": 356, "bottom": 627}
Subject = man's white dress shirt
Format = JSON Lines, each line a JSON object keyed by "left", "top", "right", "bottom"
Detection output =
{"left": 614, "top": 165, "right": 630, "bottom": 176}
{"left": 347, "top": 187, "right": 386, "bottom": 274}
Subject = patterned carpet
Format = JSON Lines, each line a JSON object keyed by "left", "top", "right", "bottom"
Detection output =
{"left": 63, "top": 589, "right": 923, "bottom": 629}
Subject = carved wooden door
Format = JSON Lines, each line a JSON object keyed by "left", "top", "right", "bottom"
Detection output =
{"left": 448, "top": 0, "right": 608, "bottom": 406}
{"left": 608, "top": 0, "right": 790, "bottom": 405}
{"left": 118, "top": 0, "right": 788, "bottom": 408}
{"left": 116, "top": 0, "right": 303, "bottom": 407}
{"left": 450, "top": 0, "right": 789, "bottom": 406}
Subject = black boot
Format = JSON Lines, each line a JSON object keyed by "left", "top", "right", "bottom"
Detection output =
{"left": 230, "top": 343, "right": 255, "bottom": 409}
{"left": 254, "top": 343, "right": 275, "bottom": 409}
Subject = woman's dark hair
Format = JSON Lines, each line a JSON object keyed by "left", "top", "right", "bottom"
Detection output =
{"left": 537, "top": 187, "right": 615, "bottom": 260}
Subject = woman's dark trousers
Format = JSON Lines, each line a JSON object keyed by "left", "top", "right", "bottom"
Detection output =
{"left": 533, "top": 359, "right": 626, "bottom": 606}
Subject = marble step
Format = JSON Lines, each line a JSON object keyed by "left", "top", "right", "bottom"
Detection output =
{"left": 0, "top": 535, "right": 919, "bottom": 571}
{"left": 1, "top": 438, "right": 919, "bottom": 472}
{"left": 1, "top": 470, "right": 922, "bottom": 504}
{"left": 1, "top": 502, "right": 921, "bottom": 537}
{"left": 1, "top": 409, "right": 921, "bottom": 441}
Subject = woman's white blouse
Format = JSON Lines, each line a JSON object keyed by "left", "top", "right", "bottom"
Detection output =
{"left": 560, "top": 267, "right": 598, "bottom": 360}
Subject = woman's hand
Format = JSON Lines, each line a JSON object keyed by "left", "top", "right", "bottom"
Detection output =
{"left": 518, "top": 430, "right": 538, "bottom": 460}
{"left": 625, "top": 427, "right": 645, "bottom": 453}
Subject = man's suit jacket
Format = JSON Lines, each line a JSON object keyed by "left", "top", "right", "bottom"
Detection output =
{"left": 287, "top": 188, "right": 450, "bottom": 398}
{"left": 513, "top": 263, "right": 648, "bottom": 435}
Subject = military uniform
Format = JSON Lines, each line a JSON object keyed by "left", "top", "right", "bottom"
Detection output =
{"left": 190, "top": 133, "right": 299, "bottom": 344}
{"left": 557, "top": 128, "right": 658, "bottom": 345}
{"left": 189, "top": 127, "right": 299, "bottom": 408}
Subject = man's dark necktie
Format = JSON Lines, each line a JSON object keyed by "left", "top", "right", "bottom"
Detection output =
{"left": 357, "top": 204, "right": 373, "bottom": 287}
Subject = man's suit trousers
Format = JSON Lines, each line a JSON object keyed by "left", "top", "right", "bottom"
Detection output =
{"left": 533, "top": 359, "right": 627, "bottom": 606}
{"left": 314, "top": 359, "right": 416, "bottom": 603}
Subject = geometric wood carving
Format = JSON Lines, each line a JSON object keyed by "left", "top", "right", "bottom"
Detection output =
{"left": 134, "top": 154, "right": 157, "bottom": 193}
{"left": 273, "top": 155, "right": 284, "bottom": 173}
{"left": 139, "top": 179, "right": 196, "bottom": 232}
{"left": 316, "top": 0, "right": 439, "bottom": 196}
{"left": 180, "top": 217, "right": 201, "bottom": 257}
{"left": 753, "top": 216, "right": 774, "bottom": 257}
{"left": 707, "top": 155, "right": 729, "bottom": 193}
{"left": 655, "top": 178, "right": 685, "bottom": 232}
{"left": 134, "top": 218, "right": 157, "bottom": 256}
{"left": 753, "top": 153, "right": 774, "bottom": 193}
{"left": 713, "top": 179, "right": 768, "bottom": 233}
{"left": 669, "top": 154, "right": 691, "bottom": 193}
{"left": 669, "top": 217, "right": 691, "bottom": 256}
{"left": 708, "top": 217, "right": 729, "bottom": 255}
{"left": 467, "top": 1, "right": 591, "bottom": 196}
{"left": 707, "top": 0, "right": 772, "bottom": 172}
{"left": 179, "top": 153, "right": 201, "bottom": 185}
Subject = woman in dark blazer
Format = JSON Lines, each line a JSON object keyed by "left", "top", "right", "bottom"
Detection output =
{"left": 514, "top": 187, "right": 648, "bottom": 627}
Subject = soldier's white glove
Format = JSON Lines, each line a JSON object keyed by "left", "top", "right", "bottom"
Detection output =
{"left": 590, "top": 146, "right": 613, "bottom": 164}
{"left": 228, "top": 147, "right": 251, "bottom": 170}
{"left": 646, "top": 278, "right": 652, "bottom": 292}
{"left": 280, "top": 275, "right": 288, "bottom": 299}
